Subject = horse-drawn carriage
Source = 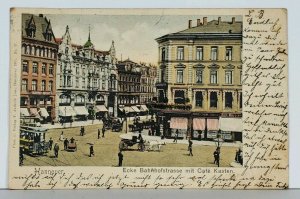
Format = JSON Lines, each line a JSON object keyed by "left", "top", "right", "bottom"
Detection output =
{"left": 67, "top": 142, "right": 77, "bottom": 152}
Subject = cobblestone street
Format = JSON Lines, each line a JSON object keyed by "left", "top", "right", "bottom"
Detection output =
{"left": 23, "top": 123, "right": 240, "bottom": 167}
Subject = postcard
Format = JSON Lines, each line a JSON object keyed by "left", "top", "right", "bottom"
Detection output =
{"left": 8, "top": 8, "right": 288, "bottom": 189}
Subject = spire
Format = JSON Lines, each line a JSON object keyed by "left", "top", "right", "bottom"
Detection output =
{"left": 84, "top": 25, "right": 93, "bottom": 48}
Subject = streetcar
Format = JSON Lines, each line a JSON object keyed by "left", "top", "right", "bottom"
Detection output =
{"left": 20, "top": 125, "right": 49, "bottom": 156}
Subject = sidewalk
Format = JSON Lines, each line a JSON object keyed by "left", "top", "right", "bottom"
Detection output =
{"left": 41, "top": 120, "right": 103, "bottom": 130}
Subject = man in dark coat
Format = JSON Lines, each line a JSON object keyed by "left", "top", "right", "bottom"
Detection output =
{"left": 118, "top": 151, "right": 123, "bottom": 166}
{"left": 173, "top": 129, "right": 179, "bottom": 143}
{"left": 188, "top": 139, "right": 193, "bottom": 156}
{"left": 98, "top": 129, "right": 101, "bottom": 139}
{"left": 214, "top": 149, "right": 220, "bottom": 166}
{"left": 54, "top": 143, "right": 59, "bottom": 158}
{"left": 102, "top": 126, "right": 105, "bottom": 138}
{"left": 64, "top": 138, "right": 69, "bottom": 150}
{"left": 89, "top": 145, "right": 94, "bottom": 157}
{"left": 48, "top": 137, "right": 53, "bottom": 150}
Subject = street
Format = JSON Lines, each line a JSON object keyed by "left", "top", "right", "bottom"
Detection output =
{"left": 23, "top": 122, "right": 239, "bottom": 167}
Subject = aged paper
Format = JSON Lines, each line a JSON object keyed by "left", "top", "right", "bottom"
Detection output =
{"left": 9, "top": 8, "right": 288, "bottom": 189}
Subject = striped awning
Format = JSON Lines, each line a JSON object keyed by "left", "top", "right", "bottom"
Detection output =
{"left": 20, "top": 108, "right": 30, "bottom": 117}
{"left": 131, "top": 106, "right": 140, "bottom": 112}
{"left": 74, "top": 106, "right": 89, "bottom": 115}
{"left": 96, "top": 105, "right": 108, "bottom": 112}
{"left": 219, "top": 117, "right": 242, "bottom": 132}
{"left": 207, "top": 119, "right": 219, "bottom": 131}
{"left": 193, "top": 118, "right": 205, "bottom": 130}
{"left": 170, "top": 117, "right": 188, "bottom": 130}
{"left": 124, "top": 106, "right": 135, "bottom": 113}
{"left": 39, "top": 108, "right": 49, "bottom": 117}
{"left": 30, "top": 108, "right": 39, "bottom": 117}
{"left": 140, "top": 105, "right": 148, "bottom": 112}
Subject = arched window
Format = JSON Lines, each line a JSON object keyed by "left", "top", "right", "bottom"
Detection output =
{"left": 59, "top": 94, "right": 71, "bottom": 104}
{"left": 75, "top": 95, "right": 85, "bottom": 103}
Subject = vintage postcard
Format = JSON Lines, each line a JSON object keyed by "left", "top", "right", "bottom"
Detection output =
{"left": 8, "top": 8, "right": 288, "bottom": 189}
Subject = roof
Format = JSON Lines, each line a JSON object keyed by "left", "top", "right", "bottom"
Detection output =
{"left": 156, "top": 17, "right": 242, "bottom": 43}
{"left": 22, "top": 14, "right": 57, "bottom": 44}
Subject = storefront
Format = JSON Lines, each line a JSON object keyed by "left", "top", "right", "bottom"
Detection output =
{"left": 95, "top": 105, "right": 108, "bottom": 119}
{"left": 73, "top": 106, "right": 89, "bottom": 121}
{"left": 58, "top": 106, "right": 76, "bottom": 123}
{"left": 219, "top": 117, "right": 242, "bottom": 142}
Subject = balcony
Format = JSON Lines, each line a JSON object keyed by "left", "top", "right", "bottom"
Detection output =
{"left": 155, "top": 82, "right": 168, "bottom": 88}
{"left": 29, "top": 90, "right": 52, "bottom": 95}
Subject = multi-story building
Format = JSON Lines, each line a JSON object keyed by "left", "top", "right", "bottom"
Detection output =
{"left": 116, "top": 59, "right": 142, "bottom": 116}
{"left": 154, "top": 17, "right": 243, "bottom": 141}
{"left": 20, "top": 14, "right": 58, "bottom": 124}
{"left": 56, "top": 26, "right": 118, "bottom": 122}
{"left": 140, "top": 63, "right": 157, "bottom": 105}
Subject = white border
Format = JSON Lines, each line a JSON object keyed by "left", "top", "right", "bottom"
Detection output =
{"left": 0, "top": 0, "right": 299, "bottom": 189}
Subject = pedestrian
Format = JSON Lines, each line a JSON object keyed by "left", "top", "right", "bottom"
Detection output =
{"left": 148, "top": 127, "right": 151, "bottom": 136}
{"left": 82, "top": 126, "right": 85, "bottom": 135}
{"left": 89, "top": 145, "right": 94, "bottom": 157}
{"left": 188, "top": 139, "right": 193, "bottom": 156}
{"left": 118, "top": 151, "right": 123, "bottom": 166}
{"left": 54, "top": 143, "right": 59, "bottom": 158}
{"left": 64, "top": 138, "right": 69, "bottom": 150}
{"left": 213, "top": 149, "right": 220, "bottom": 165}
{"left": 173, "top": 129, "right": 179, "bottom": 143}
{"left": 60, "top": 131, "right": 64, "bottom": 141}
{"left": 98, "top": 129, "right": 101, "bottom": 139}
{"left": 70, "top": 137, "right": 75, "bottom": 143}
{"left": 102, "top": 125, "right": 105, "bottom": 138}
{"left": 48, "top": 137, "right": 53, "bottom": 150}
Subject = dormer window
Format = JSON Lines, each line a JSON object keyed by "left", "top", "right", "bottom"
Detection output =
{"left": 26, "top": 24, "right": 36, "bottom": 38}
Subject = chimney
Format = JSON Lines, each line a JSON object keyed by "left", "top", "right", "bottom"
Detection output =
{"left": 203, "top": 17, "right": 207, "bottom": 25}
{"left": 218, "top": 17, "right": 221, "bottom": 25}
{"left": 232, "top": 17, "right": 236, "bottom": 24}
{"left": 197, "top": 19, "right": 201, "bottom": 26}
{"left": 188, "top": 20, "right": 192, "bottom": 28}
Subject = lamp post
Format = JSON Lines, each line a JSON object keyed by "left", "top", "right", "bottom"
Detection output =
{"left": 214, "top": 129, "right": 224, "bottom": 167}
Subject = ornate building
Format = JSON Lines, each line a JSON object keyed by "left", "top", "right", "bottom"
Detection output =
{"left": 20, "top": 14, "right": 58, "bottom": 124}
{"left": 154, "top": 17, "right": 243, "bottom": 141}
{"left": 140, "top": 63, "right": 157, "bottom": 105}
{"left": 116, "top": 59, "right": 142, "bottom": 116}
{"left": 56, "top": 26, "right": 118, "bottom": 122}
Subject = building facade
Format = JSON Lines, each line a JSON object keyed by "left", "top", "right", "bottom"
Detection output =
{"left": 154, "top": 17, "right": 243, "bottom": 141}
{"left": 56, "top": 26, "right": 118, "bottom": 122}
{"left": 140, "top": 64, "right": 157, "bottom": 105}
{"left": 20, "top": 14, "right": 58, "bottom": 124}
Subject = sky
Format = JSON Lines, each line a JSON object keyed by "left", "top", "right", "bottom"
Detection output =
{"left": 47, "top": 14, "right": 242, "bottom": 65}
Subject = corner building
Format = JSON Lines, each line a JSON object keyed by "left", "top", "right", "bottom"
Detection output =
{"left": 20, "top": 14, "right": 58, "bottom": 124}
{"left": 155, "top": 17, "right": 243, "bottom": 141}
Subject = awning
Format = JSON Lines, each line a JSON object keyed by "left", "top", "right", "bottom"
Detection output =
{"left": 124, "top": 106, "right": 135, "bottom": 113}
{"left": 193, "top": 118, "right": 205, "bottom": 130}
{"left": 30, "top": 108, "right": 39, "bottom": 117}
{"left": 140, "top": 105, "right": 148, "bottom": 112}
{"left": 131, "top": 106, "right": 140, "bottom": 112}
{"left": 96, "top": 105, "right": 108, "bottom": 112}
{"left": 20, "top": 108, "right": 30, "bottom": 117}
{"left": 59, "top": 106, "right": 76, "bottom": 117}
{"left": 74, "top": 106, "right": 89, "bottom": 116}
{"left": 219, "top": 117, "right": 242, "bottom": 132}
{"left": 207, "top": 119, "right": 219, "bottom": 131}
{"left": 170, "top": 117, "right": 188, "bottom": 130}
{"left": 118, "top": 107, "right": 124, "bottom": 112}
{"left": 39, "top": 108, "right": 49, "bottom": 117}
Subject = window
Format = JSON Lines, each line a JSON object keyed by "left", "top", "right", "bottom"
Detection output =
{"left": 75, "top": 77, "right": 79, "bottom": 88}
{"left": 41, "top": 80, "right": 46, "bottom": 91}
{"left": 239, "top": 93, "right": 243, "bottom": 109}
{"left": 225, "top": 92, "right": 233, "bottom": 108}
{"left": 177, "top": 47, "right": 184, "bottom": 60}
{"left": 67, "top": 76, "right": 71, "bottom": 87}
{"left": 42, "top": 63, "right": 46, "bottom": 74}
{"left": 76, "top": 67, "right": 79, "bottom": 75}
{"left": 32, "top": 62, "right": 38, "bottom": 74}
{"left": 20, "top": 97, "right": 27, "bottom": 106}
{"left": 48, "top": 81, "right": 53, "bottom": 91}
{"left": 211, "top": 47, "right": 218, "bottom": 60}
{"left": 195, "top": 91, "right": 203, "bottom": 107}
{"left": 225, "top": 47, "right": 232, "bottom": 60}
{"left": 102, "top": 77, "right": 105, "bottom": 90}
{"left": 21, "top": 79, "right": 28, "bottom": 91}
{"left": 240, "top": 70, "right": 243, "bottom": 84}
{"left": 82, "top": 78, "right": 86, "bottom": 89}
{"left": 174, "top": 90, "right": 185, "bottom": 104}
{"left": 161, "top": 47, "right": 166, "bottom": 61}
{"left": 196, "top": 47, "right": 203, "bottom": 60}
{"left": 176, "top": 69, "right": 183, "bottom": 83}
{"left": 225, "top": 70, "right": 233, "bottom": 84}
{"left": 210, "top": 92, "right": 218, "bottom": 108}
{"left": 75, "top": 95, "right": 85, "bottom": 103}
{"left": 195, "top": 70, "right": 203, "bottom": 84}
{"left": 22, "top": 61, "right": 28, "bottom": 72}
{"left": 93, "top": 79, "right": 97, "bottom": 88}
{"left": 49, "top": 64, "right": 54, "bottom": 75}
{"left": 210, "top": 70, "right": 218, "bottom": 84}
{"left": 30, "top": 98, "right": 37, "bottom": 106}
{"left": 31, "top": 80, "right": 37, "bottom": 91}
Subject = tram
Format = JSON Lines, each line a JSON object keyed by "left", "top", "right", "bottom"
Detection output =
{"left": 20, "top": 125, "right": 49, "bottom": 156}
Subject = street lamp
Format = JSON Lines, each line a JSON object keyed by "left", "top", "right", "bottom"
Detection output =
{"left": 214, "top": 129, "right": 224, "bottom": 167}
